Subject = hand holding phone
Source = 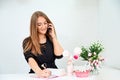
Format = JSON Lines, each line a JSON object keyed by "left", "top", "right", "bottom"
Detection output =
{"left": 47, "top": 27, "right": 51, "bottom": 33}
{"left": 47, "top": 24, "right": 52, "bottom": 33}
{"left": 47, "top": 23, "right": 56, "bottom": 39}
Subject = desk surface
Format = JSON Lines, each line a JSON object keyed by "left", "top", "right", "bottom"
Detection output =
{"left": 0, "top": 66, "right": 120, "bottom": 80}
{"left": 0, "top": 74, "right": 96, "bottom": 80}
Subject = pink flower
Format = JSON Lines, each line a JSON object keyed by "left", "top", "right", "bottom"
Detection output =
{"left": 73, "top": 47, "right": 82, "bottom": 60}
{"left": 99, "top": 56, "right": 105, "bottom": 61}
{"left": 73, "top": 54, "right": 79, "bottom": 60}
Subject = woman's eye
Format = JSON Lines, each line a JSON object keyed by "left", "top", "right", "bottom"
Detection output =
{"left": 37, "top": 23, "right": 41, "bottom": 26}
{"left": 38, "top": 25, "right": 41, "bottom": 26}
{"left": 44, "top": 23, "right": 47, "bottom": 25}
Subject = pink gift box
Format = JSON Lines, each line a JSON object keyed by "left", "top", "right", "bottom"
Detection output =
{"left": 74, "top": 70, "right": 90, "bottom": 78}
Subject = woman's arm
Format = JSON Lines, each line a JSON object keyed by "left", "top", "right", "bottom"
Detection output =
{"left": 48, "top": 24, "right": 64, "bottom": 56}
{"left": 28, "top": 58, "right": 51, "bottom": 77}
{"left": 52, "top": 37, "right": 64, "bottom": 56}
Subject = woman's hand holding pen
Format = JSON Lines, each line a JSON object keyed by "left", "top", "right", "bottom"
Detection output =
{"left": 36, "top": 68, "right": 51, "bottom": 78}
{"left": 37, "top": 63, "right": 51, "bottom": 78}
{"left": 39, "top": 69, "right": 51, "bottom": 78}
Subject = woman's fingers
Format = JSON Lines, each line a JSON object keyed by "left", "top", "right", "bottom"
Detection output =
{"left": 42, "top": 69, "right": 51, "bottom": 77}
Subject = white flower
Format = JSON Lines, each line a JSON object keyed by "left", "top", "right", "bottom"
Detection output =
{"left": 94, "top": 52, "right": 96, "bottom": 55}
{"left": 63, "top": 50, "right": 70, "bottom": 57}
{"left": 88, "top": 53, "right": 92, "bottom": 56}
{"left": 73, "top": 47, "right": 82, "bottom": 54}
{"left": 98, "top": 60, "right": 102, "bottom": 65}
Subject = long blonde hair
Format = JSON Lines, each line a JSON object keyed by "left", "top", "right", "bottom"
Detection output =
{"left": 23, "top": 11, "right": 55, "bottom": 55}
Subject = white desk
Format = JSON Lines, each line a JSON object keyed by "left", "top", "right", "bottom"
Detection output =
{"left": 0, "top": 74, "right": 96, "bottom": 80}
{"left": 96, "top": 66, "right": 120, "bottom": 80}
{"left": 0, "top": 66, "right": 120, "bottom": 80}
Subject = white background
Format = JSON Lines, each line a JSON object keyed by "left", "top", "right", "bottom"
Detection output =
{"left": 0, "top": 0, "right": 120, "bottom": 74}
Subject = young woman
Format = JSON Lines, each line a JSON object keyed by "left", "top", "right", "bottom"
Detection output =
{"left": 22, "top": 11, "right": 64, "bottom": 78}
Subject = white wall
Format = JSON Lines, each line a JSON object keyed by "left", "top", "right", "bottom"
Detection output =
{"left": 98, "top": 0, "right": 120, "bottom": 69}
{"left": 0, "top": 0, "right": 120, "bottom": 74}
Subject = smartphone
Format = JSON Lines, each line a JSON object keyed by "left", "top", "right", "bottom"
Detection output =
{"left": 47, "top": 25, "right": 52, "bottom": 33}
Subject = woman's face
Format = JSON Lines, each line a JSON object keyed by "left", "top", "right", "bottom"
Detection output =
{"left": 36, "top": 16, "right": 48, "bottom": 35}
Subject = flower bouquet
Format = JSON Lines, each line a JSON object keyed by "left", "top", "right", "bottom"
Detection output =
{"left": 63, "top": 41, "right": 104, "bottom": 76}
{"left": 80, "top": 42, "right": 104, "bottom": 74}
{"left": 63, "top": 47, "right": 91, "bottom": 77}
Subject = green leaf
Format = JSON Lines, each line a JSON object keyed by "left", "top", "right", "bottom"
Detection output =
{"left": 80, "top": 42, "right": 104, "bottom": 61}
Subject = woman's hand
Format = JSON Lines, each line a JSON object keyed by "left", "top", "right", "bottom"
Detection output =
{"left": 48, "top": 23, "right": 56, "bottom": 39}
{"left": 37, "top": 69, "right": 51, "bottom": 78}
{"left": 28, "top": 58, "right": 51, "bottom": 78}
{"left": 47, "top": 23, "right": 64, "bottom": 56}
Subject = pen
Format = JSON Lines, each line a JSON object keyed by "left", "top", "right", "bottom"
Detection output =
{"left": 41, "top": 63, "right": 47, "bottom": 69}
